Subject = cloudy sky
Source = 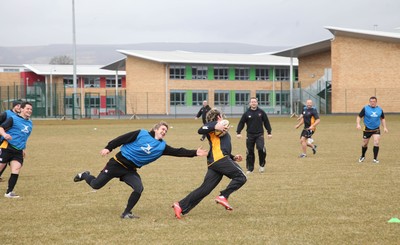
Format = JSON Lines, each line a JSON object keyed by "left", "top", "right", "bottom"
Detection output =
{"left": 1, "top": 0, "right": 399, "bottom": 47}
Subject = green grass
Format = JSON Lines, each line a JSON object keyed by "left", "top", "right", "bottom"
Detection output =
{"left": 1, "top": 115, "right": 399, "bottom": 244}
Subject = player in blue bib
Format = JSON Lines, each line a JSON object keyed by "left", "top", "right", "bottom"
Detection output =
{"left": 0, "top": 101, "right": 33, "bottom": 198}
{"left": 356, "top": 96, "right": 388, "bottom": 163}
{"left": 73, "top": 121, "right": 208, "bottom": 219}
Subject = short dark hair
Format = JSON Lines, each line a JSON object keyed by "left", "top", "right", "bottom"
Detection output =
{"left": 369, "top": 96, "right": 377, "bottom": 101}
{"left": 206, "top": 108, "right": 224, "bottom": 122}
{"left": 12, "top": 99, "right": 23, "bottom": 108}
{"left": 21, "top": 101, "right": 32, "bottom": 108}
{"left": 152, "top": 121, "right": 169, "bottom": 131}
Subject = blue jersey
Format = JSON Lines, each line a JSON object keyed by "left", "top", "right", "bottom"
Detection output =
{"left": 120, "top": 129, "right": 166, "bottom": 167}
{"left": 360, "top": 105, "right": 384, "bottom": 130}
{"left": 6, "top": 113, "right": 33, "bottom": 150}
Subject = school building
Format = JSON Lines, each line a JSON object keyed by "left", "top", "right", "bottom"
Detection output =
{"left": 1, "top": 26, "right": 399, "bottom": 117}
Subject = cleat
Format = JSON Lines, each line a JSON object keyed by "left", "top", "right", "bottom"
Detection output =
{"left": 373, "top": 159, "right": 379, "bottom": 164}
{"left": 299, "top": 153, "right": 307, "bottom": 158}
{"left": 358, "top": 156, "right": 365, "bottom": 163}
{"left": 120, "top": 212, "right": 140, "bottom": 219}
{"left": 246, "top": 170, "right": 253, "bottom": 175}
{"left": 73, "top": 171, "right": 90, "bottom": 182}
{"left": 215, "top": 196, "right": 233, "bottom": 210}
{"left": 4, "top": 192, "right": 20, "bottom": 198}
{"left": 172, "top": 202, "right": 182, "bottom": 219}
{"left": 259, "top": 166, "right": 265, "bottom": 173}
{"left": 312, "top": 145, "right": 317, "bottom": 154}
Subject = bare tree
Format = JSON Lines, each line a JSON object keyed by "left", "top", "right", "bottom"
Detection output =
{"left": 49, "top": 55, "right": 73, "bottom": 65}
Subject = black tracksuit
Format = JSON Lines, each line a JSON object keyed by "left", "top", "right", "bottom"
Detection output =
{"left": 177, "top": 121, "right": 247, "bottom": 215}
{"left": 236, "top": 107, "right": 272, "bottom": 172}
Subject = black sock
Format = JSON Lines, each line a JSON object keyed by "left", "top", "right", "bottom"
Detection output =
{"left": 373, "top": 146, "right": 379, "bottom": 160}
{"left": 7, "top": 173, "right": 19, "bottom": 193}
{"left": 361, "top": 147, "right": 368, "bottom": 157}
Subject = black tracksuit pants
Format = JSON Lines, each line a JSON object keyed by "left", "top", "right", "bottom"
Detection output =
{"left": 178, "top": 156, "right": 247, "bottom": 215}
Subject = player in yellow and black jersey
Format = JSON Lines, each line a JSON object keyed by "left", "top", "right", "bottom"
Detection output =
{"left": 172, "top": 108, "right": 247, "bottom": 219}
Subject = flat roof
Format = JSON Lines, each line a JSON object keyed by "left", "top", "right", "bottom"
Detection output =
{"left": 117, "top": 50, "right": 298, "bottom": 66}
{"left": 23, "top": 64, "right": 126, "bottom": 76}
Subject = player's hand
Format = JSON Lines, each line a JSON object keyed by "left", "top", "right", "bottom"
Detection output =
{"left": 356, "top": 124, "right": 361, "bottom": 130}
{"left": 3, "top": 133, "right": 11, "bottom": 140}
{"left": 384, "top": 127, "right": 388, "bottom": 133}
{"left": 267, "top": 134, "right": 272, "bottom": 139}
{"left": 234, "top": 155, "right": 243, "bottom": 162}
{"left": 236, "top": 134, "right": 242, "bottom": 139}
{"left": 100, "top": 149, "right": 110, "bottom": 157}
{"left": 196, "top": 146, "right": 208, "bottom": 156}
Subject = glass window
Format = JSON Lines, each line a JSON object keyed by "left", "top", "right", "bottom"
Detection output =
{"left": 294, "top": 68, "right": 298, "bottom": 81}
{"left": 276, "top": 92, "right": 290, "bottom": 106}
{"left": 235, "top": 67, "right": 249, "bottom": 80}
{"left": 214, "top": 91, "right": 230, "bottom": 106}
{"left": 256, "top": 91, "right": 271, "bottom": 106}
{"left": 63, "top": 77, "right": 78, "bottom": 88}
{"left": 235, "top": 91, "right": 250, "bottom": 106}
{"left": 192, "top": 66, "right": 208, "bottom": 80}
{"left": 170, "top": 65, "right": 186, "bottom": 79}
{"left": 106, "top": 77, "right": 122, "bottom": 88}
{"left": 85, "top": 96, "right": 100, "bottom": 108}
{"left": 192, "top": 91, "right": 208, "bottom": 106}
{"left": 255, "top": 67, "right": 269, "bottom": 80}
{"left": 84, "top": 77, "right": 100, "bottom": 88}
{"left": 170, "top": 91, "right": 186, "bottom": 106}
{"left": 106, "top": 96, "right": 116, "bottom": 108}
{"left": 214, "top": 67, "right": 229, "bottom": 80}
{"left": 275, "top": 67, "right": 290, "bottom": 81}
{"left": 65, "top": 97, "right": 80, "bottom": 108}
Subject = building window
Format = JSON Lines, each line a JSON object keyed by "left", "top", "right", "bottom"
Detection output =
{"left": 84, "top": 77, "right": 100, "bottom": 88}
{"left": 235, "top": 91, "right": 250, "bottom": 106}
{"left": 275, "top": 68, "right": 290, "bottom": 81}
{"left": 192, "top": 66, "right": 208, "bottom": 80}
{"left": 106, "top": 96, "right": 116, "bottom": 108}
{"left": 85, "top": 96, "right": 100, "bottom": 108}
{"left": 214, "top": 91, "right": 230, "bottom": 106}
{"left": 294, "top": 68, "right": 298, "bottom": 81}
{"left": 65, "top": 97, "right": 80, "bottom": 108}
{"left": 3, "top": 68, "right": 19, "bottom": 72}
{"left": 256, "top": 91, "right": 271, "bottom": 106}
{"left": 63, "top": 77, "right": 78, "bottom": 88}
{"left": 214, "top": 67, "right": 229, "bottom": 80}
{"left": 235, "top": 67, "right": 249, "bottom": 80}
{"left": 170, "top": 91, "right": 186, "bottom": 106}
{"left": 276, "top": 92, "right": 290, "bottom": 106}
{"left": 255, "top": 67, "right": 269, "bottom": 80}
{"left": 170, "top": 65, "right": 186, "bottom": 79}
{"left": 192, "top": 91, "right": 208, "bottom": 106}
{"left": 106, "top": 77, "right": 122, "bottom": 88}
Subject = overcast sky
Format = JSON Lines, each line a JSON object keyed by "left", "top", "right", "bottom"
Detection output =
{"left": 1, "top": 0, "right": 399, "bottom": 47}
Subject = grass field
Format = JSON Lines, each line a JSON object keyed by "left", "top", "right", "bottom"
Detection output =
{"left": 1, "top": 115, "right": 399, "bottom": 244}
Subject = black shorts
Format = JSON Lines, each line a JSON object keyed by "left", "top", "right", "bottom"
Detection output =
{"left": 300, "top": 129, "right": 314, "bottom": 139}
{"left": 363, "top": 128, "right": 380, "bottom": 139}
{"left": 0, "top": 147, "right": 24, "bottom": 165}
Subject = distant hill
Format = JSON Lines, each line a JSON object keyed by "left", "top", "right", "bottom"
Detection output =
{"left": 0, "top": 43, "right": 288, "bottom": 65}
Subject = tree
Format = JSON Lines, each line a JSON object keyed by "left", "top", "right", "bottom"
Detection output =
{"left": 49, "top": 55, "right": 73, "bottom": 65}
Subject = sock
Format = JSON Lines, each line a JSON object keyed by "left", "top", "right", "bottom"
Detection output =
{"left": 6, "top": 173, "right": 19, "bottom": 194}
{"left": 361, "top": 147, "right": 368, "bottom": 157}
{"left": 373, "top": 146, "right": 379, "bottom": 160}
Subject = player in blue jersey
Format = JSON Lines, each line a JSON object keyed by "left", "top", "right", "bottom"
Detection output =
{"left": 0, "top": 100, "right": 22, "bottom": 182}
{"left": 172, "top": 108, "right": 247, "bottom": 219}
{"left": 73, "top": 121, "right": 208, "bottom": 219}
{"left": 356, "top": 96, "right": 388, "bottom": 163}
{"left": 0, "top": 101, "right": 33, "bottom": 198}
{"left": 295, "top": 99, "right": 320, "bottom": 158}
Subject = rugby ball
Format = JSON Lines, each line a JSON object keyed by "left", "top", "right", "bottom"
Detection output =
{"left": 215, "top": 119, "right": 230, "bottom": 137}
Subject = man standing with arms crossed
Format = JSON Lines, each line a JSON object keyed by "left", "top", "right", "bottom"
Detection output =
{"left": 236, "top": 97, "right": 272, "bottom": 174}
{"left": 356, "top": 96, "right": 388, "bottom": 163}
